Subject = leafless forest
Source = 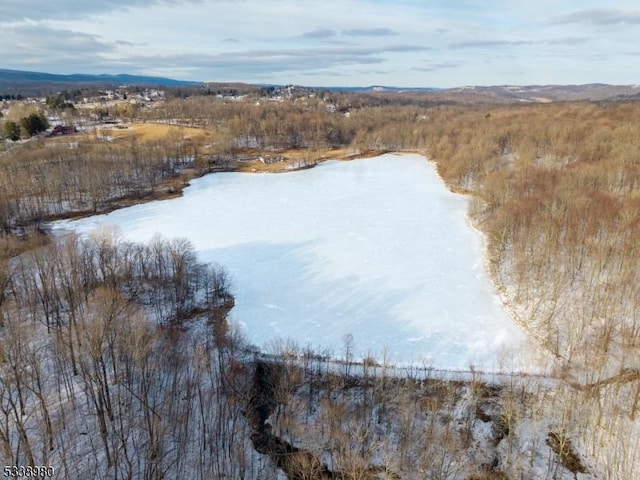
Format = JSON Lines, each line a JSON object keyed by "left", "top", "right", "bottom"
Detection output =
{"left": 1, "top": 90, "right": 639, "bottom": 478}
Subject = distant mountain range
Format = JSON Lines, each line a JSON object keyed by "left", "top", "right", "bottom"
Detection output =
{"left": 444, "top": 84, "right": 640, "bottom": 102}
{"left": 327, "top": 84, "right": 640, "bottom": 102}
{"left": 319, "top": 85, "right": 443, "bottom": 93}
{"left": 0, "top": 69, "right": 201, "bottom": 95}
{"left": 2, "top": 68, "right": 639, "bottom": 102}
{"left": 304, "top": 83, "right": 640, "bottom": 102}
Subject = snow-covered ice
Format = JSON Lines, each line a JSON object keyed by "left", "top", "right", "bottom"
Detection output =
{"left": 52, "top": 153, "right": 531, "bottom": 369}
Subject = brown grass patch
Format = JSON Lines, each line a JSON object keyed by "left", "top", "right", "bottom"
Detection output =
{"left": 0, "top": 231, "right": 50, "bottom": 260}
{"left": 233, "top": 147, "right": 388, "bottom": 173}
{"left": 546, "top": 431, "right": 588, "bottom": 475}
{"left": 103, "top": 122, "right": 208, "bottom": 142}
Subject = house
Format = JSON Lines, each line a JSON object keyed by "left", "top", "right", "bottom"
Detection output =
{"left": 50, "top": 125, "right": 77, "bottom": 136}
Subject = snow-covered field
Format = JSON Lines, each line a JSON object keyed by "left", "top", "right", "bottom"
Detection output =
{"left": 53, "top": 153, "right": 533, "bottom": 369}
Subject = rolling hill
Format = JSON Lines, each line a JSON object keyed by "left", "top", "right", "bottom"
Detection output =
{"left": 0, "top": 69, "right": 201, "bottom": 95}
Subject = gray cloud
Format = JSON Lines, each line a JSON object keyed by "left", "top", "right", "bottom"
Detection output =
{"left": 117, "top": 44, "right": 431, "bottom": 78}
{"left": 451, "top": 39, "right": 533, "bottom": 48}
{"left": 115, "top": 40, "right": 144, "bottom": 47}
{"left": 546, "top": 37, "right": 590, "bottom": 45}
{"left": 342, "top": 27, "right": 398, "bottom": 37}
{"left": 325, "top": 40, "right": 355, "bottom": 45}
{"left": 551, "top": 8, "right": 640, "bottom": 26}
{"left": 0, "top": 24, "right": 115, "bottom": 69}
{"left": 450, "top": 37, "right": 589, "bottom": 48}
{"left": 411, "top": 61, "right": 462, "bottom": 72}
{"left": 356, "top": 69, "right": 393, "bottom": 75}
{"left": 298, "top": 28, "right": 337, "bottom": 40}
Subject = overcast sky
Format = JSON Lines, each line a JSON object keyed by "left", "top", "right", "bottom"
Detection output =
{"left": 1, "top": 0, "right": 639, "bottom": 87}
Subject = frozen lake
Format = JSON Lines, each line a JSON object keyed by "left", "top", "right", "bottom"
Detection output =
{"left": 53, "top": 153, "right": 531, "bottom": 369}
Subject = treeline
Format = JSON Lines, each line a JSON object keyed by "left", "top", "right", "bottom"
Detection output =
{"left": 0, "top": 136, "right": 197, "bottom": 230}
{"left": 0, "top": 97, "right": 433, "bottom": 231}
{"left": 422, "top": 101, "right": 640, "bottom": 478}
{"left": 142, "top": 96, "right": 432, "bottom": 151}
{"left": 0, "top": 234, "right": 258, "bottom": 478}
{"left": 425, "top": 102, "right": 640, "bottom": 374}
{"left": 148, "top": 97, "right": 357, "bottom": 148}
{"left": 9, "top": 233, "right": 231, "bottom": 329}
{"left": 245, "top": 353, "right": 595, "bottom": 479}
{"left": 237, "top": 342, "right": 640, "bottom": 479}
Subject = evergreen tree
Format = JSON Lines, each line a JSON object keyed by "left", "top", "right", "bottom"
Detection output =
{"left": 19, "top": 112, "right": 49, "bottom": 137}
{"left": 4, "top": 120, "right": 21, "bottom": 141}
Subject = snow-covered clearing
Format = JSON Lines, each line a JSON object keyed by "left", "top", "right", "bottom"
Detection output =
{"left": 53, "top": 153, "right": 537, "bottom": 370}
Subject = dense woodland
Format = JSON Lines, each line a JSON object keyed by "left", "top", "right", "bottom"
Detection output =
{"left": 0, "top": 91, "right": 639, "bottom": 478}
